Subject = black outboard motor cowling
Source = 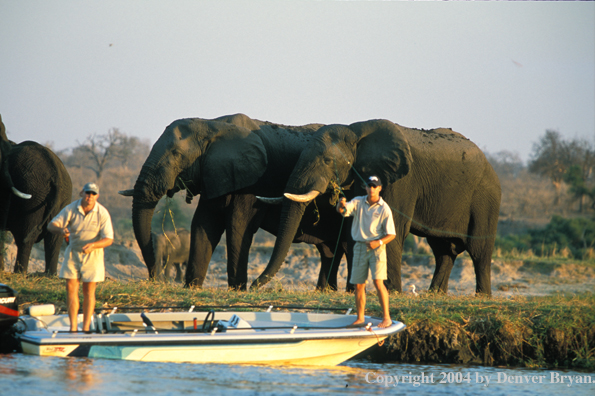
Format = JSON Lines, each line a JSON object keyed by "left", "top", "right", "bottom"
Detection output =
{"left": 0, "top": 283, "right": 18, "bottom": 332}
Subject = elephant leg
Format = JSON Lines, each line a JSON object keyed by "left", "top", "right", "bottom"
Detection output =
{"left": 384, "top": 238, "right": 403, "bottom": 293}
{"left": 343, "top": 241, "right": 355, "bottom": 293}
{"left": 174, "top": 262, "right": 185, "bottom": 283}
{"left": 153, "top": 245, "right": 166, "bottom": 282}
{"left": 315, "top": 243, "right": 342, "bottom": 291}
{"left": 162, "top": 257, "right": 172, "bottom": 282}
{"left": 185, "top": 200, "right": 225, "bottom": 287}
{"left": 467, "top": 237, "right": 495, "bottom": 296}
{"left": 43, "top": 231, "right": 63, "bottom": 275}
{"left": 427, "top": 237, "right": 463, "bottom": 293}
{"left": 225, "top": 195, "right": 267, "bottom": 290}
{"left": 0, "top": 231, "right": 6, "bottom": 272}
{"left": 13, "top": 239, "right": 33, "bottom": 274}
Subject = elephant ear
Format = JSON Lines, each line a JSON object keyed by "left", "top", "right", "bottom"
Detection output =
{"left": 200, "top": 124, "right": 267, "bottom": 199}
{"left": 350, "top": 119, "right": 412, "bottom": 186}
{"left": 0, "top": 114, "right": 7, "bottom": 141}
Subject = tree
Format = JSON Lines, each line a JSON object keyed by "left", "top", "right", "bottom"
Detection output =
{"left": 486, "top": 150, "right": 524, "bottom": 178}
{"left": 66, "top": 128, "right": 150, "bottom": 181}
{"left": 564, "top": 138, "right": 595, "bottom": 212}
{"left": 528, "top": 130, "right": 572, "bottom": 205}
{"left": 564, "top": 165, "right": 589, "bottom": 212}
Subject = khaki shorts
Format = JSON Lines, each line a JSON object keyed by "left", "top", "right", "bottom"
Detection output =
{"left": 59, "top": 250, "right": 105, "bottom": 283}
{"left": 349, "top": 242, "right": 387, "bottom": 284}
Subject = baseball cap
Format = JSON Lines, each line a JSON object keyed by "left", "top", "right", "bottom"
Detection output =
{"left": 367, "top": 176, "right": 381, "bottom": 187}
{"left": 83, "top": 182, "right": 99, "bottom": 194}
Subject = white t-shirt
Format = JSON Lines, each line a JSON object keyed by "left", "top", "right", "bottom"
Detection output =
{"left": 50, "top": 199, "right": 114, "bottom": 275}
{"left": 341, "top": 196, "right": 396, "bottom": 242}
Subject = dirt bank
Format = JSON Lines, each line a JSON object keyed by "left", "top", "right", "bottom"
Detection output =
{"left": 361, "top": 316, "right": 595, "bottom": 369}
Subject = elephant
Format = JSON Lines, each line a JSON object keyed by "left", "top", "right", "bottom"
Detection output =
{"left": 0, "top": 115, "right": 73, "bottom": 274}
{"left": 120, "top": 114, "right": 350, "bottom": 290}
{"left": 151, "top": 228, "right": 190, "bottom": 282}
{"left": 251, "top": 119, "right": 501, "bottom": 296}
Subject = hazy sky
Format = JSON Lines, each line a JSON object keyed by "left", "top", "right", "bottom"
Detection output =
{"left": 1, "top": 1, "right": 593, "bottom": 163}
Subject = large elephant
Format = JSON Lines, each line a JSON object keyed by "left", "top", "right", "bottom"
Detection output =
{"left": 0, "top": 115, "right": 73, "bottom": 274}
{"left": 120, "top": 114, "right": 350, "bottom": 289}
{"left": 151, "top": 228, "right": 191, "bottom": 282}
{"left": 251, "top": 119, "right": 501, "bottom": 295}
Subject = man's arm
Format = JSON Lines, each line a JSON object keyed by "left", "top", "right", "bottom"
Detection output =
{"left": 47, "top": 220, "right": 70, "bottom": 240}
{"left": 82, "top": 238, "right": 113, "bottom": 255}
{"left": 337, "top": 197, "right": 358, "bottom": 216}
{"left": 367, "top": 234, "right": 396, "bottom": 250}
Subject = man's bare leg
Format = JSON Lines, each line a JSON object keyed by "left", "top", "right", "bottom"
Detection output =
{"left": 82, "top": 282, "right": 97, "bottom": 331}
{"left": 66, "top": 279, "right": 80, "bottom": 332}
{"left": 352, "top": 283, "right": 367, "bottom": 325}
{"left": 373, "top": 279, "right": 392, "bottom": 328}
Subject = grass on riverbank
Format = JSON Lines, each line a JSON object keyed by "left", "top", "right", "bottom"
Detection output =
{"left": 2, "top": 271, "right": 594, "bottom": 369}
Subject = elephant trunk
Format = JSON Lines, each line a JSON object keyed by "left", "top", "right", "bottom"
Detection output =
{"left": 251, "top": 198, "right": 308, "bottom": 289}
{"left": 132, "top": 197, "right": 158, "bottom": 278}
{"left": 131, "top": 167, "right": 168, "bottom": 279}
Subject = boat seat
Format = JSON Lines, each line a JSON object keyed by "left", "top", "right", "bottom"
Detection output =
{"left": 101, "top": 312, "right": 221, "bottom": 333}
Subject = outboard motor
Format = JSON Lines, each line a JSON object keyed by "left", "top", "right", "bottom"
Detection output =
{"left": 0, "top": 283, "right": 18, "bottom": 331}
{"left": 0, "top": 283, "right": 19, "bottom": 353}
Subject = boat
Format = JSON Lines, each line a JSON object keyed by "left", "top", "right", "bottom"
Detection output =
{"left": 15, "top": 305, "right": 406, "bottom": 366}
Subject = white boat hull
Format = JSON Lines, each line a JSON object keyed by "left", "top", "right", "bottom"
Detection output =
{"left": 18, "top": 309, "right": 406, "bottom": 366}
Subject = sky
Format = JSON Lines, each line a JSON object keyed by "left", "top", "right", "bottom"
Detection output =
{"left": 1, "top": 1, "right": 593, "bottom": 163}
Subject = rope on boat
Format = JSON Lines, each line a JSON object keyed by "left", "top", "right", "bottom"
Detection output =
{"left": 365, "top": 323, "right": 385, "bottom": 347}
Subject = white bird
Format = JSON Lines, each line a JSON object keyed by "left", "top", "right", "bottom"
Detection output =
{"left": 408, "top": 284, "right": 418, "bottom": 297}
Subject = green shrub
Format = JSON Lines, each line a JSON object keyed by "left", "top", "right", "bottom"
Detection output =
{"left": 529, "top": 215, "right": 595, "bottom": 258}
{"left": 496, "top": 215, "right": 595, "bottom": 259}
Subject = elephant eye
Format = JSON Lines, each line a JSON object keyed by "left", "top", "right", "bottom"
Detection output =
{"left": 323, "top": 157, "right": 333, "bottom": 166}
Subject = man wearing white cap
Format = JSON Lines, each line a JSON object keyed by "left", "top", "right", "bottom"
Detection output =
{"left": 48, "top": 182, "right": 113, "bottom": 332}
{"left": 337, "top": 175, "right": 396, "bottom": 328}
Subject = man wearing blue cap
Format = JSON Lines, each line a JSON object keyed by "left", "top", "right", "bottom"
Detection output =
{"left": 337, "top": 175, "right": 395, "bottom": 328}
{"left": 48, "top": 182, "right": 113, "bottom": 332}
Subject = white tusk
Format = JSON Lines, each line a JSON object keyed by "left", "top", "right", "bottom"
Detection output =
{"left": 12, "top": 187, "right": 31, "bottom": 199}
{"left": 118, "top": 189, "right": 134, "bottom": 196}
{"left": 256, "top": 196, "right": 284, "bottom": 205}
{"left": 284, "top": 190, "right": 320, "bottom": 203}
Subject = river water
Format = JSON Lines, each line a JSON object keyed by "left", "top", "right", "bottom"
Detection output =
{"left": 1, "top": 353, "right": 593, "bottom": 395}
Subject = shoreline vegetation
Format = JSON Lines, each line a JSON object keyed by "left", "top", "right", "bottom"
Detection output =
{"left": 2, "top": 272, "right": 593, "bottom": 370}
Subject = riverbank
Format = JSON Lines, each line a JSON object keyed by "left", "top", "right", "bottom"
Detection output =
{"left": 1, "top": 272, "right": 593, "bottom": 370}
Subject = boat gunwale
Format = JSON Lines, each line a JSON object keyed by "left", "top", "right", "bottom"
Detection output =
{"left": 19, "top": 322, "right": 405, "bottom": 346}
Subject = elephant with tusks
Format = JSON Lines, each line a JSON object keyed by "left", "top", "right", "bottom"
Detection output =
{"left": 251, "top": 119, "right": 501, "bottom": 296}
{"left": 0, "top": 115, "right": 72, "bottom": 274}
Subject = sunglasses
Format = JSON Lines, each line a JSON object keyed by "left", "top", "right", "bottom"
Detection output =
{"left": 84, "top": 191, "right": 98, "bottom": 196}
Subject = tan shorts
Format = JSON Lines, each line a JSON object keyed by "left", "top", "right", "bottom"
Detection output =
{"left": 59, "top": 250, "right": 105, "bottom": 283}
{"left": 349, "top": 242, "right": 387, "bottom": 284}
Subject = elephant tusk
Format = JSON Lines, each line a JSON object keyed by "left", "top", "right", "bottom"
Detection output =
{"left": 118, "top": 189, "right": 134, "bottom": 196}
{"left": 284, "top": 190, "right": 320, "bottom": 203}
{"left": 256, "top": 196, "right": 284, "bottom": 205}
{"left": 12, "top": 187, "right": 32, "bottom": 200}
